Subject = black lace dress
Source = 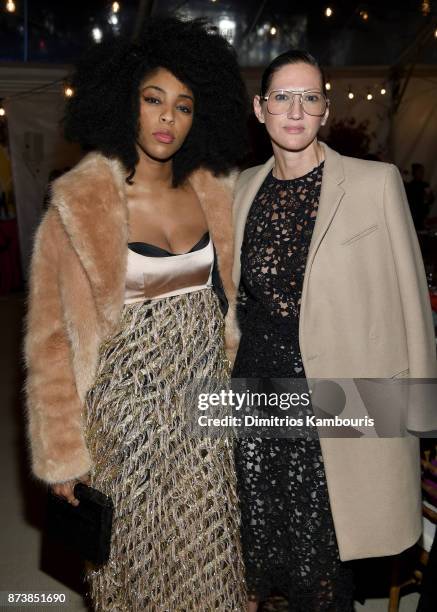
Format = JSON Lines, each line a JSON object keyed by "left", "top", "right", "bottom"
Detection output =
{"left": 232, "top": 162, "right": 355, "bottom": 611}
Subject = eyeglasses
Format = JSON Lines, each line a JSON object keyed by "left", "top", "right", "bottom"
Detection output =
{"left": 261, "top": 89, "right": 329, "bottom": 116}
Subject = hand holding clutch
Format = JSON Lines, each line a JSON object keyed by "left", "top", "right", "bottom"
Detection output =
{"left": 46, "top": 482, "right": 114, "bottom": 565}
{"left": 51, "top": 474, "right": 91, "bottom": 507}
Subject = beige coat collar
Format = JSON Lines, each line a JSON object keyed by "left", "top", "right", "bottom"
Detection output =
{"left": 232, "top": 141, "right": 346, "bottom": 285}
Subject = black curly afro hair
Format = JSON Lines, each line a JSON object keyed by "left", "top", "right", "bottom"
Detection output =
{"left": 64, "top": 17, "right": 249, "bottom": 186}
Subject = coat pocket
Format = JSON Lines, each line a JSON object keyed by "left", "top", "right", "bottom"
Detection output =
{"left": 341, "top": 224, "right": 378, "bottom": 246}
{"left": 391, "top": 368, "right": 410, "bottom": 379}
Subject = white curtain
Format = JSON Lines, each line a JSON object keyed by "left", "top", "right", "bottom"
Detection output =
{"left": 6, "top": 92, "right": 81, "bottom": 277}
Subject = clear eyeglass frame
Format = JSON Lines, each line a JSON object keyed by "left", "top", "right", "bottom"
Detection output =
{"left": 261, "top": 89, "right": 329, "bottom": 117}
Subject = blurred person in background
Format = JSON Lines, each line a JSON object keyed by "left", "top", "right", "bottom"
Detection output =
{"left": 406, "top": 163, "right": 434, "bottom": 231}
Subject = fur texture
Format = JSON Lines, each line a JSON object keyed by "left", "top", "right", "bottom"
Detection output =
{"left": 24, "top": 153, "right": 240, "bottom": 484}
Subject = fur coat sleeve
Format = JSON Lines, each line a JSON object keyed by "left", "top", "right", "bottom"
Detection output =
{"left": 24, "top": 209, "right": 92, "bottom": 484}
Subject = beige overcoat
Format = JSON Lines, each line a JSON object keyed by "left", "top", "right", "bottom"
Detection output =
{"left": 232, "top": 142, "right": 437, "bottom": 561}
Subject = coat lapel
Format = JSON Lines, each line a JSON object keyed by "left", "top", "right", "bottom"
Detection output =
{"left": 306, "top": 142, "right": 345, "bottom": 264}
{"left": 51, "top": 153, "right": 129, "bottom": 332}
{"left": 232, "top": 156, "right": 274, "bottom": 284}
{"left": 299, "top": 142, "right": 346, "bottom": 365}
{"left": 188, "top": 168, "right": 238, "bottom": 305}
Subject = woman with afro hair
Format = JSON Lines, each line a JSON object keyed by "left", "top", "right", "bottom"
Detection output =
{"left": 25, "top": 17, "right": 248, "bottom": 611}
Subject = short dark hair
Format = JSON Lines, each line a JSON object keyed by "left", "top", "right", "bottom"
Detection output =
{"left": 64, "top": 17, "right": 249, "bottom": 186}
{"left": 260, "top": 49, "right": 326, "bottom": 96}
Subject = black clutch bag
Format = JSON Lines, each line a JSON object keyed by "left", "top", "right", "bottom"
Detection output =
{"left": 46, "top": 483, "right": 114, "bottom": 565}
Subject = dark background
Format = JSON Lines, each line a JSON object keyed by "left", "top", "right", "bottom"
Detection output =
{"left": 0, "top": 0, "right": 436, "bottom": 67}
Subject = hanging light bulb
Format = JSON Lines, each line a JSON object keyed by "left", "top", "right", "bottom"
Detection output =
{"left": 92, "top": 27, "right": 103, "bottom": 43}
{"left": 0, "top": 102, "right": 5, "bottom": 117}
{"left": 367, "top": 92, "right": 373, "bottom": 101}
{"left": 434, "top": 27, "right": 437, "bottom": 37}
{"left": 218, "top": 17, "right": 236, "bottom": 43}
{"left": 325, "top": 81, "right": 332, "bottom": 91}
{"left": 380, "top": 87, "right": 387, "bottom": 95}
{"left": 348, "top": 90, "right": 354, "bottom": 100}
{"left": 64, "top": 86, "right": 74, "bottom": 98}
{"left": 325, "top": 7, "right": 333, "bottom": 18}
{"left": 112, "top": 1, "right": 120, "bottom": 12}
{"left": 6, "top": 0, "right": 16, "bottom": 12}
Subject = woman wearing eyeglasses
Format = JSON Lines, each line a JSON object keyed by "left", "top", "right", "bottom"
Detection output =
{"left": 231, "top": 50, "right": 436, "bottom": 611}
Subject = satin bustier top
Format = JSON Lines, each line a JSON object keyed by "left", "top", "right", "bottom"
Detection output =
{"left": 124, "top": 232, "right": 214, "bottom": 304}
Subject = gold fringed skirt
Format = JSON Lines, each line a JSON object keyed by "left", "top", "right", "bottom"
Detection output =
{"left": 84, "top": 289, "right": 246, "bottom": 611}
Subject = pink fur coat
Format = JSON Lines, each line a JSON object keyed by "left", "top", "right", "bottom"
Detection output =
{"left": 24, "top": 153, "right": 239, "bottom": 484}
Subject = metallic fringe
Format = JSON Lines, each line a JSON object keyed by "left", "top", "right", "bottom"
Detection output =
{"left": 84, "top": 290, "right": 246, "bottom": 611}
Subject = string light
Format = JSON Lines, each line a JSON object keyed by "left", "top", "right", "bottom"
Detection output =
{"left": 434, "top": 28, "right": 437, "bottom": 37}
{"left": 270, "top": 26, "right": 277, "bottom": 35}
{"left": 380, "top": 87, "right": 387, "bottom": 95}
{"left": 348, "top": 89, "right": 354, "bottom": 100}
{"left": 359, "top": 10, "right": 369, "bottom": 21}
{"left": 218, "top": 17, "right": 236, "bottom": 43}
{"left": 325, "top": 81, "right": 332, "bottom": 91}
{"left": 367, "top": 92, "right": 373, "bottom": 101}
{"left": 112, "top": 1, "right": 120, "bottom": 12}
{"left": 6, "top": 0, "right": 16, "bottom": 12}
{"left": 64, "top": 86, "right": 74, "bottom": 98}
{"left": 92, "top": 27, "right": 103, "bottom": 43}
{"left": 0, "top": 78, "right": 68, "bottom": 111}
{"left": 324, "top": 7, "right": 333, "bottom": 17}
{"left": 108, "top": 14, "right": 118, "bottom": 25}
